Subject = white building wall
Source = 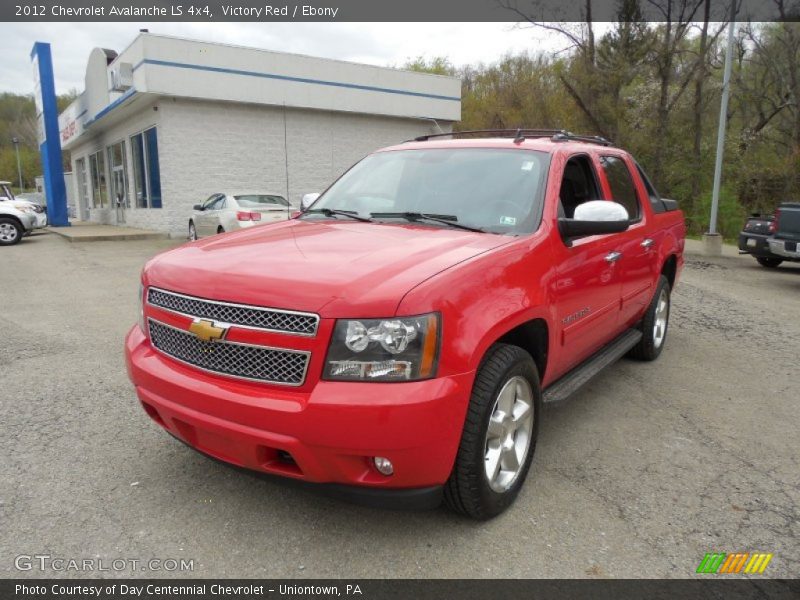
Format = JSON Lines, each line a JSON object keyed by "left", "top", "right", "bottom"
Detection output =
{"left": 70, "top": 97, "right": 447, "bottom": 236}
{"left": 155, "top": 97, "right": 444, "bottom": 236}
{"left": 137, "top": 34, "right": 460, "bottom": 122}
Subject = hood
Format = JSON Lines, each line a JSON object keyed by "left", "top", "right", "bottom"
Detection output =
{"left": 1, "top": 199, "right": 36, "bottom": 210}
{"left": 0, "top": 203, "right": 29, "bottom": 219}
{"left": 145, "top": 219, "right": 513, "bottom": 317}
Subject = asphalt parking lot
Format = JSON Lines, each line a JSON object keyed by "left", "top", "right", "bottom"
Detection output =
{"left": 1, "top": 231, "right": 798, "bottom": 579}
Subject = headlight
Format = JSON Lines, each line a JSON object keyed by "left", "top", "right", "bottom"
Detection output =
{"left": 138, "top": 283, "right": 146, "bottom": 334}
{"left": 324, "top": 313, "right": 440, "bottom": 381}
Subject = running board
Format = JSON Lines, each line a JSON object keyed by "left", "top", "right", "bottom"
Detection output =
{"left": 543, "top": 329, "right": 643, "bottom": 404}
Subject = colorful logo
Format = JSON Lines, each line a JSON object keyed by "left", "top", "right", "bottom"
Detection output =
{"left": 696, "top": 552, "right": 773, "bottom": 574}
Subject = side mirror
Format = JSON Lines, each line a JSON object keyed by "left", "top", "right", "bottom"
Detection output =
{"left": 193, "top": 204, "right": 204, "bottom": 211}
{"left": 300, "top": 193, "right": 320, "bottom": 212}
{"left": 558, "top": 200, "right": 630, "bottom": 239}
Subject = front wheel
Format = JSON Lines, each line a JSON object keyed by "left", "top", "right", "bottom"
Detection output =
{"left": 444, "top": 344, "right": 541, "bottom": 520}
{"left": 756, "top": 256, "right": 782, "bottom": 268}
{"left": 0, "top": 218, "right": 23, "bottom": 246}
{"left": 628, "top": 275, "right": 671, "bottom": 361}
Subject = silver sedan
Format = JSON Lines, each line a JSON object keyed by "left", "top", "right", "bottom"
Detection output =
{"left": 188, "top": 193, "right": 294, "bottom": 240}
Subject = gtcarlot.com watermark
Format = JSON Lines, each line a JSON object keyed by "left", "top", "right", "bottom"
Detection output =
{"left": 14, "top": 554, "right": 194, "bottom": 573}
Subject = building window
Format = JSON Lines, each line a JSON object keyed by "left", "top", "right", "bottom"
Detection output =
{"left": 88, "top": 150, "right": 108, "bottom": 208}
{"left": 131, "top": 127, "right": 162, "bottom": 208}
{"left": 107, "top": 141, "right": 130, "bottom": 209}
{"left": 75, "top": 157, "right": 90, "bottom": 218}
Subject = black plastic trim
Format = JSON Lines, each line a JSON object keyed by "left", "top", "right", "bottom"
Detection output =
{"left": 543, "top": 328, "right": 642, "bottom": 404}
{"left": 167, "top": 432, "right": 444, "bottom": 511}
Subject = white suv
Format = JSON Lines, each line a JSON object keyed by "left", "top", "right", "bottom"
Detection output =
{"left": 0, "top": 181, "right": 47, "bottom": 230}
{"left": 0, "top": 202, "right": 35, "bottom": 246}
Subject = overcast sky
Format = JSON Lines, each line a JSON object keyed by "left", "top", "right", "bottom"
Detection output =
{"left": 0, "top": 22, "right": 590, "bottom": 95}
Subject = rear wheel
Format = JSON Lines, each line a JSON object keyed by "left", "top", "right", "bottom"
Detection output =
{"left": 0, "top": 218, "right": 22, "bottom": 246}
{"left": 444, "top": 344, "right": 540, "bottom": 520}
{"left": 188, "top": 221, "right": 197, "bottom": 241}
{"left": 756, "top": 256, "right": 782, "bottom": 268}
{"left": 217, "top": 225, "right": 225, "bottom": 234}
{"left": 628, "top": 275, "right": 670, "bottom": 361}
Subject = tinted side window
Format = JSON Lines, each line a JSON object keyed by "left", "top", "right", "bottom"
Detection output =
{"left": 600, "top": 156, "right": 640, "bottom": 220}
{"left": 635, "top": 162, "right": 663, "bottom": 210}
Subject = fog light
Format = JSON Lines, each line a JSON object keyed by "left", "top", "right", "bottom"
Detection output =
{"left": 373, "top": 456, "right": 394, "bottom": 476}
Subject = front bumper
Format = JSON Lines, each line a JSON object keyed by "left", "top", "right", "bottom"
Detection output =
{"left": 125, "top": 326, "right": 473, "bottom": 498}
{"left": 33, "top": 212, "right": 47, "bottom": 228}
{"left": 19, "top": 213, "right": 36, "bottom": 232}
{"left": 768, "top": 238, "right": 800, "bottom": 259}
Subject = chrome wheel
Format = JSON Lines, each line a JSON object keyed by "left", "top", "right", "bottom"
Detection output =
{"left": 484, "top": 376, "right": 534, "bottom": 493}
{"left": 653, "top": 288, "right": 669, "bottom": 349}
{"left": 0, "top": 222, "right": 19, "bottom": 243}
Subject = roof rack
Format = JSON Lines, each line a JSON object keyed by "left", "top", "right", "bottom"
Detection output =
{"left": 409, "top": 128, "right": 613, "bottom": 146}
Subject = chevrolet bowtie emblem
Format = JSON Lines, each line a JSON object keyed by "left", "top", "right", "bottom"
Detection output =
{"left": 188, "top": 319, "right": 228, "bottom": 342}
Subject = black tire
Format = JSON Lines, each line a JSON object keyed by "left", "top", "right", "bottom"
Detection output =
{"left": 444, "top": 344, "right": 541, "bottom": 520}
{"left": 628, "top": 275, "right": 671, "bottom": 361}
{"left": 0, "top": 217, "right": 23, "bottom": 246}
{"left": 188, "top": 221, "right": 197, "bottom": 241}
{"left": 756, "top": 256, "right": 783, "bottom": 268}
{"left": 217, "top": 226, "right": 225, "bottom": 234}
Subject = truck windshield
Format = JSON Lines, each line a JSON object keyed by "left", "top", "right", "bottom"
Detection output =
{"left": 307, "top": 148, "right": 551, "bottom": 234}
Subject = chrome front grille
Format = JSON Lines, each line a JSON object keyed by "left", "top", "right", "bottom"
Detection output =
{"left": 148, "top": 319, "right": 309, "bottom": 386}
{"left": 147, "top": 287, "right": 319, "bottom": 336}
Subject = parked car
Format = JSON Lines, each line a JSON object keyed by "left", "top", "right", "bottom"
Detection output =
{"left": 0, "top": 181, "right": 47, "bottom": 231}
{"left": 126, "top": 130, "right": 685, "bottom": 519}
{"left": 738, "top": 213, "right": 784, "bottom": 267}
{"left": 188, "top": 192, "right": 293, "bottom": 240}
{"left": 0, "top": 201, "right": 36, "bottom": 245}
{"left": 767, "top": 202, "right": 800, "bottom": 263}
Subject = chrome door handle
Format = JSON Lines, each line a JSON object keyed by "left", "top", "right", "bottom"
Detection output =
{"left": 605, "top": 251, "right": 623, "bottom": 263}
{"left": 641, "top": 238, "right": 654, "bottom": 248}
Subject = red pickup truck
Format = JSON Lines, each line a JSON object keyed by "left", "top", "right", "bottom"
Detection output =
{"left": 125, "top": 130, "right": 685, "bottom": 519}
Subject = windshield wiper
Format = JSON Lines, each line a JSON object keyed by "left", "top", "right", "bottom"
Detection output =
{"left": 370, "top": 212, "right": 485, "bottom": 233}
{"left": 304, "top": 208, "right": 373, "bottom": 222}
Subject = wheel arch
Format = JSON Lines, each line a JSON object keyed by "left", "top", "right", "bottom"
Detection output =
{"left": 661, "top": 253, "right": 677, "bottom": 289}
{"left": 491, "top": 318, "right": 549, "bottom": 382}
{"left": 0, "top": 214, "right": 25, "bottom": 230}
{"left": 0, "top": 214, "right": 26, "bottom": 239}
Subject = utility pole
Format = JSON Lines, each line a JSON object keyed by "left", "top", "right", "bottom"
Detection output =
{"left": 704, "top": 0, "right": 736, "bottom": 256}
{"left": 12, "top": 137, "right": 23, "bottom": 192}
